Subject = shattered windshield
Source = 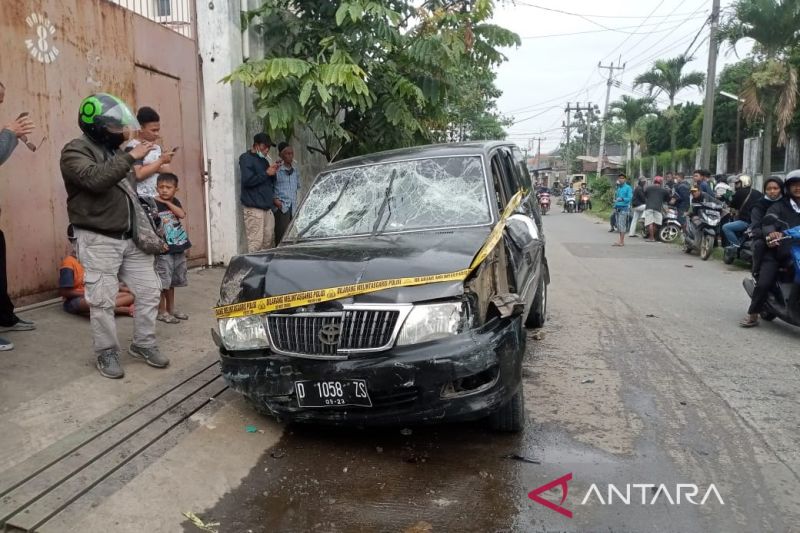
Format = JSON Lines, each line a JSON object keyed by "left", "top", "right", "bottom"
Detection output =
{"left": 288, "top": 156, "right": 490, "bottom": 240}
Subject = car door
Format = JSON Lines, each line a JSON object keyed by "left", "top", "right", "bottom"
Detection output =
{"left": 499, "top": 148, "right": 544, "bottom": 310}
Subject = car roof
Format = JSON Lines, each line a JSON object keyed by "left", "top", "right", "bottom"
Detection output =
{"left": 325, "top": 141, "right": 516, "bottom": 172}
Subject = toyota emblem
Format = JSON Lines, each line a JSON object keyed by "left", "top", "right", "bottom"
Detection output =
{"left": 319, "top": 323, "right": 341, "bottom": 346}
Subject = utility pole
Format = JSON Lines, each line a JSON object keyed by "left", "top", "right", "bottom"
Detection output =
{"left": 597, "top": 61, "right": 625, "bottom": 179}
{"left": 564, "top": 102, "right": 594, "bottom": 173}
{"left": 699, "top": 0, "right": 722, "bottom": 170}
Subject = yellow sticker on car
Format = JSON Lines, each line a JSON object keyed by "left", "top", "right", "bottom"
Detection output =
{"left": 214, "top": 190, "right": 526, "bottom": 319}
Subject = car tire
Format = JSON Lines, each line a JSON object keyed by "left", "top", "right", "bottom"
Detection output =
{"left": 525, "top": 271, "right": 547, "bottom": 329}
{"left": 489, "top": 386, "right": 525, "bottom": 433}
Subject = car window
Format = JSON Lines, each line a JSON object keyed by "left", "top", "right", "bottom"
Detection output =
{"left": 288, "top": 156, "right": 491, "bottom": 240}
{"left": 500, "top": 150, "right": 521, "bottom": 196}
{"left": 490, "top": 154, "right": 510, "bottom": 213}
{"left": 509, "top": 147, "right": 532, "bottom": 191}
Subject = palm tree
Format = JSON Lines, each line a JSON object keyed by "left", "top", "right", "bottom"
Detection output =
{"left": 634, "top": 55, "right": 705, "bottom": 170}
{"left": 609, "top": 95, "right": 657, "bottom": 176}
{"left": 719, "top": 0, "right": 800, "bottom": 178}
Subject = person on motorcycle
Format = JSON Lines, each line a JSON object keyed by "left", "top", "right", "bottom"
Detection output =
{"left": 686, "top": 185, "right": 717, "bottom": 238}
{"left": 740, "top": 170, "right": 800, "bottom": 327}
{"left": 628, "top": 178, "right": 647, "bottom": 238}
{"left": 577, "top": 183, "right": 592, "bottom": 211}
{"left": 670, "top": 172, "right": 691, "bottom": 224}
{"left": 746, "top": 176, "right": 783, "bottom": 277}
{"left": 722, "top": 175, "right": 763, "bottom": 252}
{"left": 561, "top": 184, "right": 574, "bottom": 213}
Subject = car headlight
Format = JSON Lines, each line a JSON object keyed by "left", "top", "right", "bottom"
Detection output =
{"left": 218, "top": 315, "right": 270, "bottom": 351}
{"left": 396, "top": 302, "right": 469, "bottom": 346}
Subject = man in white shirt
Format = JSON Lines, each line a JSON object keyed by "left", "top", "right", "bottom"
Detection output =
{"left": 123, "top": 106, "right": 173, "bottom": 197}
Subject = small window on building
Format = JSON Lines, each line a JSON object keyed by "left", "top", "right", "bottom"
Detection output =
{"left": 155, "top": 0, "right": 171, "bottom": 16}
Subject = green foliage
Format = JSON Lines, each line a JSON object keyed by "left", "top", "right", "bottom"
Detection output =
{"left": 226, "top": 0, "right": 519, "bottom": 160}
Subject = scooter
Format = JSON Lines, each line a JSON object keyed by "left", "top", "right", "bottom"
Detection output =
{"left": 538, "top": 192, "right": 551, "bottom": 215}
{"left": 564, "top": 194, "right": 577, "bottom": 213}
{"left": 637, "top": 207, "right": 683, "bottom": 242}
{"left": 683, "top": 200, "right": 723, "bottom": 260}
{"left": 743, "top": 220, "right": 800, "bottom": 326}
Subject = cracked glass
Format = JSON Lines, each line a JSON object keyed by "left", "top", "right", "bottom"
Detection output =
{"left": 289, "top": 156, "right": 490, "bottom": 240}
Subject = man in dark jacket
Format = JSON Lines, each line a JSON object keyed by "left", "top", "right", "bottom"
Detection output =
{"left": 746, "top": 176, "right": 783, "bottom": 276}
{"left": 740, "top": 171, "right": 800, "bottom": 327}
{"left": 60, "top": 93, "right": 169, "bottom": 378}
{"left": 722, "top": 174, "right": 763, "bottom": 249}
{"left": 644, "top": 176, "right": 671, "bottom": 241}
{"left": 670, "top": 172, "right": 691, "bottom": 224}
{"left": 239, "top": 133, "right": 278, "bottom": 252}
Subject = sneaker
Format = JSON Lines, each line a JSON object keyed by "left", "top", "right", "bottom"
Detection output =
{"left": 128, "top": 344, "right": 170, "bottom": 368}
{"left": 0, "top": 337, "right": 14, "bottom": 351}
{"left": 0, "top": 316, "right": 36, "bottom": 332}
{"left": 171, "top": 311, "right": 189, "bottom": 320}
{"left": 96, "top": 350, "right": 124, "bottom": 379}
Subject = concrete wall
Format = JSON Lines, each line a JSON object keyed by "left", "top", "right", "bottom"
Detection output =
{"left": 0, "top": 0, "right": 206, "bottom": 303}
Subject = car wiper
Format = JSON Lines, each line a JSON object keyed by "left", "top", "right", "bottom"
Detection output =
{"left": 294, "top": 177, "right": 353, "bottom": 240}
{"left": 371, "top": 169, "right": 398, "bottom": 235}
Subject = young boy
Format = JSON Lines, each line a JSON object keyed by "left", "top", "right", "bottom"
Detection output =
{"left": 154, "top": 173, "right": 191, "bottom": 323}
{"left": 123, "top": 106, "right": 174, "bottom": 197}
{"left": 59, "top": 227, "right": 135, "bottom": 316}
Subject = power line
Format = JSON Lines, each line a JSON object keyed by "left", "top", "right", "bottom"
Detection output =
{"left": 520, "top": 14, "right": 706, "bottom": 39}
{"left": 601, "top": 0, "right": 668, "bottom": 62}
{"left": 515, "top": 2, "right": 709, "bottom": 20}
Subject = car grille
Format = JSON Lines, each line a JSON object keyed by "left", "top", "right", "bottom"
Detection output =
{"left": 267, "top": 309, "right": 401, "bottom": 357}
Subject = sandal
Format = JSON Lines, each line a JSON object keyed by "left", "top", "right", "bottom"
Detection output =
{"left": 739, "top": 315, "right": 759, "bottom": 328}
{"left": 171, "top": 311, "right": 189, "bottom": 320}
{"left": 157, "top": 313, "right": 180, "bottom": 324}
{"left": 612, "top": 242, "right": 624, "bottom": 247}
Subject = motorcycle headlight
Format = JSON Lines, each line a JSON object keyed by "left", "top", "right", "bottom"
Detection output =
{"left": 396, "top": 302, "right": 470, "bottom": 346}
{"left": 218, "top": 315, "right": 270, "bottom": 351}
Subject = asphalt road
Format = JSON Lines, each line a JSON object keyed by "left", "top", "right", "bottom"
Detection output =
{"left": 188, "top": 210, "right": 799, "bottom": 533}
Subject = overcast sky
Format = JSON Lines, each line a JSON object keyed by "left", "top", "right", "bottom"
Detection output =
{"left": 491, "top": 0, "right": 753, "bottom": 155}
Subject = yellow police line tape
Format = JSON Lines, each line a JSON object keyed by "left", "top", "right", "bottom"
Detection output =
{"left": 214, "top": 190, "right": 526, "bottom": 319}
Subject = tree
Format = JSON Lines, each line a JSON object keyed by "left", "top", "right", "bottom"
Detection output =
{"left": 225, "top": 0, "right": 519, "bottom": 161}
{"left": 634, "top": 55, "right": 705, "bottom": 170}
{"left": 609, "top": 95, "right": 657, "bottom": 176}
{"left": 719, "top": 0, "right": 800, "bottom": 177}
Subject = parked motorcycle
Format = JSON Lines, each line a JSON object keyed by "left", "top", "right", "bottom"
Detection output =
{"left": 564, "top": 194, "right": 577, "bottom": 213}
{"left": 683, "top": 201, "right": 723, "bottom": 260}
{"left": 743, "top": 218, "right": 800, "bottom": 326}
{"left": 538, "top": 192, "right": 551, "bottom": 215}
{"left": 637, "top": 206, "right": 682, "bottom": 242}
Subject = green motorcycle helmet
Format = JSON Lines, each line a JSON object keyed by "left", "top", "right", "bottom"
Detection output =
{"left": 78, "top": 93, "right": 140, "bottom": 150}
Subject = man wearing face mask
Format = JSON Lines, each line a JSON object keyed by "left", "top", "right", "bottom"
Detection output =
{"left": 239, "top": 133, "right": 278, "bottom": 252}
{"left": 745, "top": 176, "right": 783, "bottom": 277}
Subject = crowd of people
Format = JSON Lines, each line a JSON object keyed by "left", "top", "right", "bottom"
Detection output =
{"left": 606, "top": 169, "right": 800, "bottom": 327}
{"left": 1, "top": 89, "right": 301, "bottom": 378}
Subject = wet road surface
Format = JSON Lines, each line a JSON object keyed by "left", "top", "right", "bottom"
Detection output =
{"left": 195, "top": 211, "right": 800, "bottom": 532}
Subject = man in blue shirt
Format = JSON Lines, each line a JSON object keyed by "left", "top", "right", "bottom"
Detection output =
{"left": 693, "top": 169, "right": 713, "bottom": 196}
{"left": 273, "top": 142, "right": 301, "bottom": 244}
{"left": 612, "top": 173, "right": 633, "bottom": 247}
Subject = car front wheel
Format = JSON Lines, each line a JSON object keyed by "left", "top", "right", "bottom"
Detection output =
{"left": 489, "top": 385, "right": 525, "bottom": 433}
{"left": 525, "top": 271, "right": 547, "bottom": 328}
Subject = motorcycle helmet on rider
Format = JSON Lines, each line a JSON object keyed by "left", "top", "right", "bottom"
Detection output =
{"left": 784, "top": 169, "right": 800, "bottom": 195}
{"left": 78, "top": 93, "right": 140, "bottom": 151}
{"left": 735, "top": 174, "right": 752, "bottom": 188}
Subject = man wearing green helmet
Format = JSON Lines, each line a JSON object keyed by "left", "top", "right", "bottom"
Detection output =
{"left": 60, "top": 93, "right": 170, "bottom": 379}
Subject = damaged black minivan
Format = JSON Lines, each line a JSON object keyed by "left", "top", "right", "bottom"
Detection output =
{"left": 214, "top": 142, "right": 548, "bottom": 432}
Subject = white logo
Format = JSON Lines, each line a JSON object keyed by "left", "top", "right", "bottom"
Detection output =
{"left": 25, "top": 13, "right": 59, "bottom": 64}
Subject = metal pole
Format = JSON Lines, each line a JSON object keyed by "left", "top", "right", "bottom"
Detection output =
{"left": 699, "top": 0, "right": 721, "bottom": 169}
{"left": 597, "top": 62, "right": 625, "bottom": 179}
{"left": 735, "top": 104, "right": 741, "bottom": 172}
{"left": 565, "top": 102, "right": 572, "bottom": 174}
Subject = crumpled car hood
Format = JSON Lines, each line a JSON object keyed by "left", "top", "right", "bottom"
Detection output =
{"left": 218, "top": 227, "right": 492, "bottom": 306}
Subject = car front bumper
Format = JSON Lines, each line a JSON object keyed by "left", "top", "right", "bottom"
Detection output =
{"left": 219, "top": 316, "right": 525, "bottom": 426}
